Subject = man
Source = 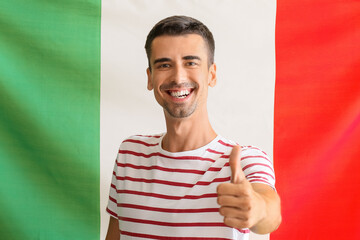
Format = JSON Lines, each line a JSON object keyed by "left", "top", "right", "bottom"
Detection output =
{"left": 106, "top": 15, "right": 281, "bottom": 239}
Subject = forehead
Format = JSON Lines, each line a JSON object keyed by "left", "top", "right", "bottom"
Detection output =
{"left": 150, "top": 34, "right": 208, "bottom": 60}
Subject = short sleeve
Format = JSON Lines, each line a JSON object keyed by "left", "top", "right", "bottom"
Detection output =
{"left": 240, "top": 146, "right": 276, "bottom": 189}
{"left": 106, "top": 156, "right": 120, "bottom": 219}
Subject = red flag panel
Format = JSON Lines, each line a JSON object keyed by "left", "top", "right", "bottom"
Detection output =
{"left": 273, "top": 0, "right": 360, "bottom": 239}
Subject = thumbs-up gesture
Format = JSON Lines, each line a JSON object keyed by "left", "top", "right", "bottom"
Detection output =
{"left": 217, "top": 145, "right": 267, "bottom": 230}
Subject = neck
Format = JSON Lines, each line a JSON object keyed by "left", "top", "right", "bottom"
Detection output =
{"left": 162, "top": 109, "right": 217, "bottom": 152}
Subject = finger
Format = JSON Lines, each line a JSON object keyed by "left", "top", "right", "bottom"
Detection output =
{"left": 217, "top": 182, "right": 250, "bottom": 196}
{"left": 229, "top": 145, "right": 246, "bottom": 184}
{"left": 219, "top": 206, "right": 250, "bottom": 219}
{"left": 223, "top": 216, "right": 252, "bottom": 229}
{"left": 217, "top": 195, "right": 251, "bottom": 210}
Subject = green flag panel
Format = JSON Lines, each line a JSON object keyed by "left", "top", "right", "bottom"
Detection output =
{"left": 0, "top": 1, "right": 101, "bottom": 239}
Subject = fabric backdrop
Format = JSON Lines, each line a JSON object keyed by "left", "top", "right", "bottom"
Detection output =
{"left": 100, "top": 1, "right": 276, "bottom": 240}
{"left": 0, "top": 0, "right": 359, "bottom": 240}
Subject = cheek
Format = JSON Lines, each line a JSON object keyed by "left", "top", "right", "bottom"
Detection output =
{"left": 190, "top": 71, "right": 206, "bottom": 83}
{"left": 149, "top": 78, "right": 161, "bottom": 92}
{"left": 152, "top": 82, "right": 166, "bottom": 101}
{"left": 151, "top": 73, "right": 169, "bottom": 87}
{"left": 153, "top": 89, "right": 164, "bottom": 106}
{"left": 153, "top": 85, "right": 162, "bottom": 98}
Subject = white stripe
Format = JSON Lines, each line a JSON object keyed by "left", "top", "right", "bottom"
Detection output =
{"left": 101, "top": 1, "right": 276, "bottom": 239}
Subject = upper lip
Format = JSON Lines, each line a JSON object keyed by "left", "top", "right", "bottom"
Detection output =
{"left": 160, "top": 82, "right": 197, "bottom": 91}
{"left": 167, "top": 88, "right": 192, "bottom": 92}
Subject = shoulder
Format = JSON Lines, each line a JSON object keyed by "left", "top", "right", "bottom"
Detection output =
{"left": 217, "top": 136, "right": 271, "bottom": 162}
{"left": 119, "top": 133, "right": 164, "bottom": 150}
{"left": 240, "top": 145, "right": 270, "bottom": 160}
{"left": 217, "top": 137, "right": 269, "bottom": 154}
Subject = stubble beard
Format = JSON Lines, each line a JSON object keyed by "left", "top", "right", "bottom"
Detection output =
{"left": 160, "top": 82, "right": 199, "bottom": 118}
{"left": 163, "top": 101, "right": 197, "bottom": 118}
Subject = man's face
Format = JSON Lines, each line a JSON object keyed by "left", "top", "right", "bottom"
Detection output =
{"left": 147, "top": 34, "right": 216, "bottom": 119}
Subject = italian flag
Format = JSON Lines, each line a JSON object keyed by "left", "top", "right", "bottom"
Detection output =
{"left": 0, "top": 1, "right": 359, "bottom": 240}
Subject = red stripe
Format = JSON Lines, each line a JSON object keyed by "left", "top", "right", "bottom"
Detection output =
{"left": 207, "top": 166, "right": 224, "bottom": 172}
{"left": 119, "top": 151, "right": 271, "bottom": 166}
{"left": 119, "top": 150, "right": 217, "bottom": 162}
{"left": 118, "top": 203, "right": 219, "bottom": 213}
{"left": 249, "top": 179, "right": 271, "bottom": 185}
{"left": 120, "top": 230, "right": 234, "bottom": 240}
{"left": 218, "top": 140, "right": 234, "bottom": 147}
{"left": 135, "top": 134, "right": 162, "bottom": 138}
{"left": 241, "top": 155, "right": 272, "bottom": 164}
{"left": 219, "top": 155, "right": 270, "bottom": 165}
{"left": 244, "top": 146, "right": 268, "bottom": 156}
{"left": 119, "top": 216, "right": 226, "bottom": 227}
{"left": 246, "top": 175, "right": 269, "bottom": 181}
{"left": 106, "top": 207, "right": 118, "bottom": 219}
{"left": 116, "top": 162, "right": 272, "bottom": 180}
{"left": 117, "top": 161, "right": 224, "bottom": 173}
{"left": 117, "top": 162, "right": 207, "bottom": 174}
{"left": 236, "top": 228, "right": 250, "bottom": 234}
{"left": 242, "top": 163, "right": 274, "bottom": 173}
{"left": 246, "top": 171, "right": 275, "bottom": 180}
{"left": 123, "top": 139, "right": 159, "bottom": 147}
{"left": 109, "top": 195, "right": 117, "bottom": 204}
{"left": 111, "top": 185, "right": 217, "bottom": 200}
{"left": 114, "top": 173, "right": 231, "bottom": 188}
{"left": 206, "top": 148, "right": 224, "bottom": 154}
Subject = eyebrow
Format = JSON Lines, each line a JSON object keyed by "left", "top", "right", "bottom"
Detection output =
{"left": 153, "top": 55, "right": 202, "bottom": 65}
{"left": 183, "top": 55, "right": 201, "bottom": 61}
{"left": 153, "top": 58, "right": 171, "bottom": 65}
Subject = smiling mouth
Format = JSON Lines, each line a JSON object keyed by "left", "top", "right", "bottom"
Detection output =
{"left": 167, "top": 89, "right": 193, "bottom": 99}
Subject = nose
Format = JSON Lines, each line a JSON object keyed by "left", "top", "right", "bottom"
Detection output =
{"left": 172, "top": 64, "right": 187, "bottom": 83}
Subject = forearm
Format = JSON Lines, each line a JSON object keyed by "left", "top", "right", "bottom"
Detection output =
{"left": 105, "top": 216, "right": 120, "bottom": 240}
{"left": 250, "top": 183, "right": 282, "bottom": 234}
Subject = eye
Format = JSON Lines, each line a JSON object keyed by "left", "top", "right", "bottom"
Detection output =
{"left": 185, "top": 61, "right": 198, "bottom": 67}
{"left": 158, "top": 63, "right": 171, "bottom": 69}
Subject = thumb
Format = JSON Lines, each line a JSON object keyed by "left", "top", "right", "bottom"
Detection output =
{"left": 229, "top": 145, "right": 245, "bottom": 184}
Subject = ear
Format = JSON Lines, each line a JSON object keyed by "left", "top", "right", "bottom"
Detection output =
{"left": 146, "top": 68, "right": 153, "bottom": 90}
{"left": 208, "top": 63, "right": 217, "bottom": 87}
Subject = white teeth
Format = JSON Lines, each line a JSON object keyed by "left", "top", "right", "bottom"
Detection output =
{"left": 170, "top": 90, "right": 190, "bottom": 98}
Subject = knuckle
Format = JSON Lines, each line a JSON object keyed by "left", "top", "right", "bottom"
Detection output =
{"left": 242, "top": 187, "right": 251, "bottom": 196}
{"left": 223, "top": 217, "right": 233, "bottom": 227}
{"left": 244, "top": 202, "right": 251, "bottom": 211}
{"left": 243, "top": 213, "right": 250, "bottom": 221}
{"left": 240, "top": 198, "right": 251, "bottom": 210}
{"left": 217, "top": 196, "right": 223, "bottom": 205}
{"left": 218, "top": 207, "right": 225, "bottom": 216}
{"left": 216, "top": 183, "right": 224, "bottom": 193}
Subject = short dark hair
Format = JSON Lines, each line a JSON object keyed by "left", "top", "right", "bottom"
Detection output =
{"left": 145, "top": 15, "right": 215, "bottom": 69}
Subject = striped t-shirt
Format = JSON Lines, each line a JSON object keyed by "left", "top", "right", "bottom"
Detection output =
{"left": 106, "top": 134, "right": 275, "bottom": 239}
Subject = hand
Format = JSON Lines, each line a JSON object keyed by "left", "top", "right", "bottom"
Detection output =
{"left": 217, "top": 145, "right": 267, "bottom": 229}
